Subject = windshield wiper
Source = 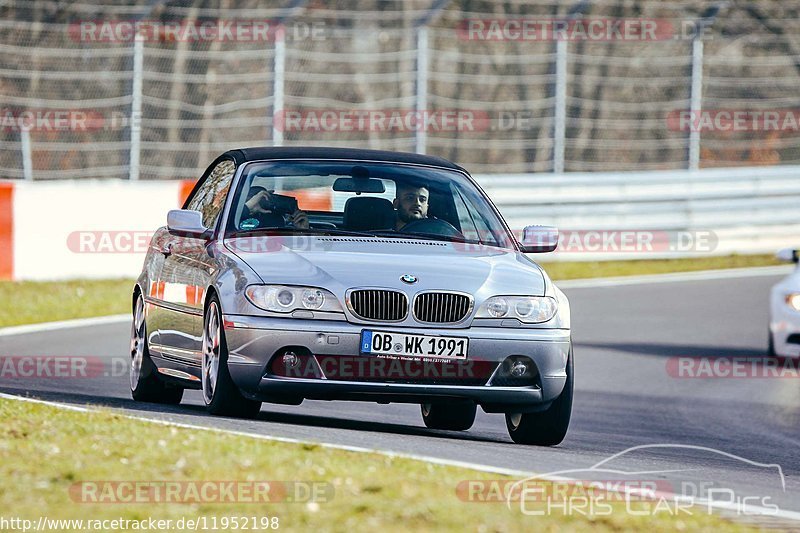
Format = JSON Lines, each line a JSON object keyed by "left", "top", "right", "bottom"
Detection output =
{"left": 369, "top": 230, "right": 478, "bottom": 244}
{"left": 228, "top": 227, "right": 377, "bottom": 238}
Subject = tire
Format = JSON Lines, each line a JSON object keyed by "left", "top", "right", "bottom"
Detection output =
{"left": 421, "top": 400, "right": 477, "bottom": 431}
{"left": 505, "top": 347, "right": 573, "bottom": 446}
{"left": 202, "top": 295, "right": 262, "bottom": 418}
{"left": 130, "top": 293, "right": 184, "bottom": 404}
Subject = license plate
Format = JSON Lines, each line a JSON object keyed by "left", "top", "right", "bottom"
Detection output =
{"left": 360, "top": 330, "right": 468, "bottom": 359}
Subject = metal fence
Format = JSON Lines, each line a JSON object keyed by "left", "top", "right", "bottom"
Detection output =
{"left": 2, "top": 1, "right": 800, "bottom": 179}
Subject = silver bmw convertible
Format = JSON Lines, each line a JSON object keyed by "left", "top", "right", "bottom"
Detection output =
{"left": 131, "top": 147, "right": 572, "bottom": 445}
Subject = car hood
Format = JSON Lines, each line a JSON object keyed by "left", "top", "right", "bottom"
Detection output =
{"left": 225, "top": 236, "right": 546, "bottom": 297}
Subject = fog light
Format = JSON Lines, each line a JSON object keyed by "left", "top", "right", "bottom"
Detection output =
{"left": 490, "top": 356, "right": 538, "bottom": 388}
{"left": 510, "top": 360, "right": 528, "bottom": 377}
{"left": 282, "top": 351, "right": 299, "bottom": 368}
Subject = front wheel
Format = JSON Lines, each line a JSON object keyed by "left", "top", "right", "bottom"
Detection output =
{"left": 421, "top": 401, "right": 476, "bottom": 431}
{"left": 130, "top": 293, "right": 183, "bottom": 404}
{"left": 505, "top": 347, "right": 573, "bottom": 446}
{"left": 202, "top": 296, "right": 262, "bottom": 418}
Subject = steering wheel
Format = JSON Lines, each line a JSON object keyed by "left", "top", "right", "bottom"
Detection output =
{"left": 400, "top": 218, "right": 464, "bottom": 238}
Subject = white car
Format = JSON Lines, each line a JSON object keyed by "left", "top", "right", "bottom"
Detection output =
{"left": 769, "top": 248, "right": 800, "bottom": 358}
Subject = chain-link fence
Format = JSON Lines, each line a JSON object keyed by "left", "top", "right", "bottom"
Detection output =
{"left": 2, "top": 0, "right": 800, "bottom": 179}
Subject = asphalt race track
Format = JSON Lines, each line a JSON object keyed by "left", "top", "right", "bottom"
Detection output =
{"left": 2, "top": 270, "right": 799, "bottom": 524}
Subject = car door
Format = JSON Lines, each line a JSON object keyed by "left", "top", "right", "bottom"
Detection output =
{"left": 152, "top": 158, "right": 237, "bottom": 366}
{"left": 140, "top": 226, "right": 170, "bottom": 350}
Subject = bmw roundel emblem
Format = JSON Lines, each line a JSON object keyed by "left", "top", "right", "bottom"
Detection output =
{"left": 400, "top": 274, "right": 418, "bottom": 284}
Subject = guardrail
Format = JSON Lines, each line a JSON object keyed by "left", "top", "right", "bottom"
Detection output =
{"left": 475, "top": 165, "right": 800, "bottom": 260}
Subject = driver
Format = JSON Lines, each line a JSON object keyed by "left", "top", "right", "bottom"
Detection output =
{"left": 393, "top": 183, "right": 429, "bottom": 230}
{"left": 241, "top": 187, "right": 309, "bottom": 229}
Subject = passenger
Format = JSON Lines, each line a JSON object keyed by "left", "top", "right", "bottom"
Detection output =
{"left": 242, "top": 186, "right": 308, "bottom": 229}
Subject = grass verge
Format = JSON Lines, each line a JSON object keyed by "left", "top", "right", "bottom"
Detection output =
{"left": 0, "top": 278, "right": 134, "bottom": 328}
{"left": 539, "top": 253, "right": 781, "bottom": 281}
{"left": 0, "top": 254, "right": 784, "bottom": 328}
{"left": 0, "top": 398, "right": 754, "bottom": 532}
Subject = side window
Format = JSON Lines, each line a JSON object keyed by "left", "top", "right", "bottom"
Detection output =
{"left": 186, "top": 159, "right": 236, "bottom": 229}
{"left": 451, "top": 184, "right": 500, "bottom": 246}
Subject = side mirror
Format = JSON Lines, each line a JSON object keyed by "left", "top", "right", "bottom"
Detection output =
{"left": 519, "top": 225, "right": 558, "bottom": 253}
{"left": 776, "top": 248, "right": 799, "bottom": 264}
{"left": 167, "top": 209, "right": 211, "bottom": 239}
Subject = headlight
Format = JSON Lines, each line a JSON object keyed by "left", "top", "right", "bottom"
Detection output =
{"left": 246, "top": 285, "right": 343, "bottom": 313}
{"left": 476, "top": 296, "right": 557, "bottom": 323}
{"left": 786, "top": 293, "right": 800, "bottom": 311}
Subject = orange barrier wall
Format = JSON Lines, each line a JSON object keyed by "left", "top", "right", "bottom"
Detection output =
{"left": 0, "top": 183, "right": 13, "bottom": 280}
{"left": 179, "top": 180, "right": 196, "bottom": 207}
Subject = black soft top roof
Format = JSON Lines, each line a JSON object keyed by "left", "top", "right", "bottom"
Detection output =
{"left": 224, "top": 146, "right": 466, "bottom": 172}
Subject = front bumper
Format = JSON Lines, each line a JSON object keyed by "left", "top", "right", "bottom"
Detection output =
{"left": 770, "top": 309, "right": 800, "bottom": 358}
{"left": 223, "top": 314, "right": 571, "bottom": 410}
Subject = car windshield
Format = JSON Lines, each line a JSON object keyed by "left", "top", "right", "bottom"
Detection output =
{"left": 225, "top": 160, "right": 514, "bottom": 249}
